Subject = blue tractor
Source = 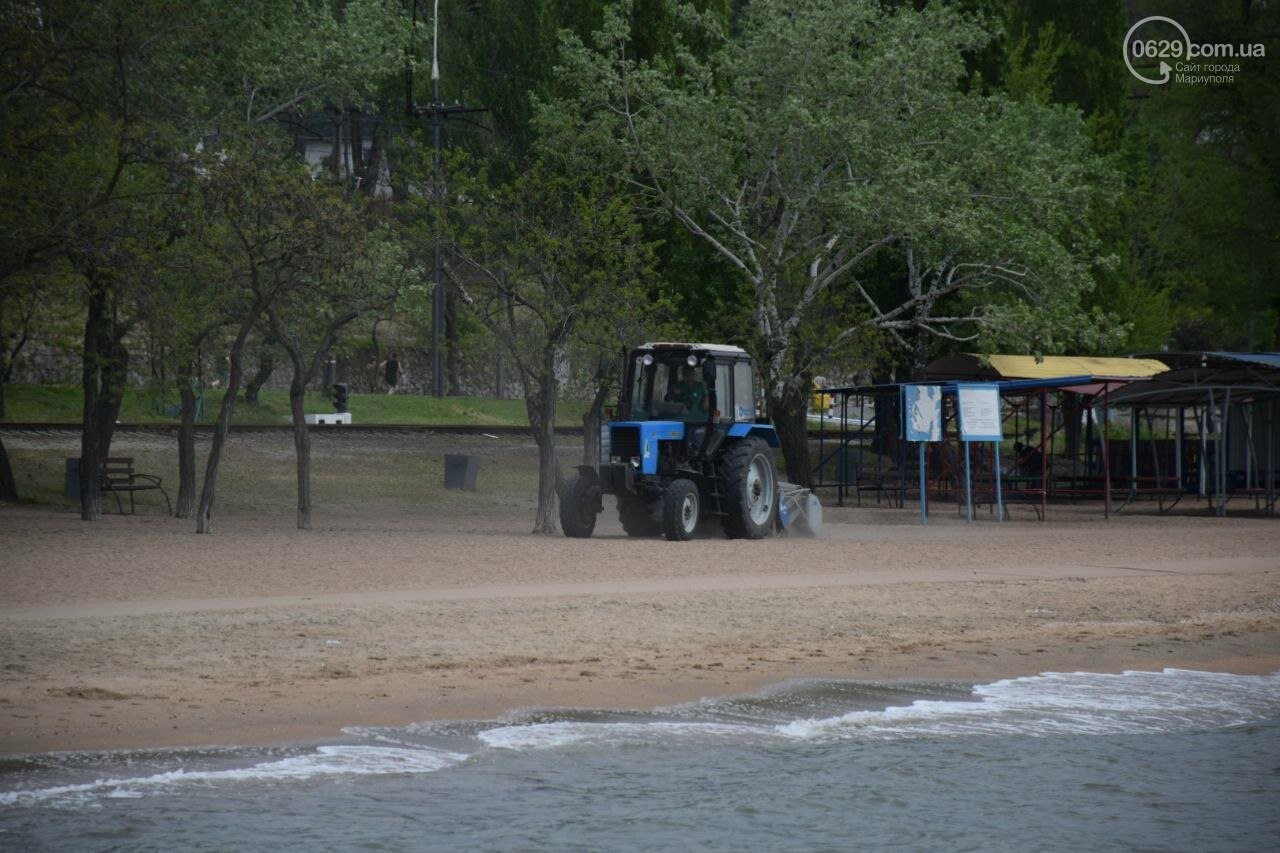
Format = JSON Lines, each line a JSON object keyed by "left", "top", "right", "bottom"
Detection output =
{"left": 561, "top": 343, "right": 780, "bottom": 541}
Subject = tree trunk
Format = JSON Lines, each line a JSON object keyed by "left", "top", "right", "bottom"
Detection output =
{"left": 525, "top": 357, "right": 559, "bottom": 534}
{"left": 769, "top": 382, "right": 813, "bottom": 488}
{"left": 288, "top": 371, "right": 312, "bottom": 530}
{"left": 1062, "top": 393, "right": 1082, "bottom": 460}
{"left": 79, "top": 279, "right": 110, "bottom": 521}
{"left": 329, "top": 108, "right": 343, "bottom": 178}
{"left": 91, "top": 333, "right": 129, "bottom": 463}
{"left": 174, "top": 368, "right": 198, "bottom": 518}
{"left": 196, "top": 306, "right": 258, "bottom": 534}
{"left": 348, "top": 108, "right": 364, "bottom": 182}
{"left": 243, "top": 348, "right": 274, "bottom": 405}
{"left": 0, "top": 434, "right": 17, "bottom": 502}
{"left": 0, "top": 294, "right": 8, "bottom": 420}
{"left": 910, "top": 325, "right": 930, "bottom": 381}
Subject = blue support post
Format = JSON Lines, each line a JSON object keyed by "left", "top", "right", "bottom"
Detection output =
{"left": 994, "top": 440, "right": 1004, "bottom": 522}
{"left": 964, "top": 440, "right": 973, "bottom": 523}
{"left": 919, "top": 442, "right": 928, "bottom": 525}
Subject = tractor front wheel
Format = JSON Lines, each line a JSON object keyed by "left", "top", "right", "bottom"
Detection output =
{"left": 720, "top": 438, "right": 776, "bottom": 539}
{"left": 661, "top": 478, "right": 700, "bottom": 541}
{"left": 617, "top": 497, "right": 660, "bottom": 537}
{"left": 560, "top": 471, "right": 600, "bottom": 538}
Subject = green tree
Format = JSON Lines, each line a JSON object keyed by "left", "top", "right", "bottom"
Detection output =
{"left": 443, "top": 160, "right": 655, "bottom": 533}
{"left": 186, "top": 133, "right": 389, "bottom": 534}
{"left": 264, "top": 226, "right": 419, "bottom": 530}
{"left": 539, "top": 0, "right": 1117, "bottom": 485}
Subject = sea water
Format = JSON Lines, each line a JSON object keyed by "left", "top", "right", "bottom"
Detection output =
{"left": 2, "top": 669, "right": 1278, "bottom": 851}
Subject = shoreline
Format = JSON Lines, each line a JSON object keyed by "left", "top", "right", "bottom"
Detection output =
{"left": 6, "top": 635, "right": 1279, "bottom": 756}
{"left": 2, "top": 502, "right": 1278, "bottom": 755}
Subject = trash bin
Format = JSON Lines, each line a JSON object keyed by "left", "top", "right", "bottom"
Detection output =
{"left": 444, "top": 454, "right": 480, "bottom": 490}
{"left": 64, "top": 457, "right": 81, "bottom": 499}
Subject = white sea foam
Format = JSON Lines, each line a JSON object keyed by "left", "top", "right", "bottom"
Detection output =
{"left": 777, "top": 669, "right": 1280, "bottom": 741}
{"left": 478, "top": 720, "right": 763, "bottom": 750}
{"left": 0, "top": 745, "right": 466, "bottom": 808}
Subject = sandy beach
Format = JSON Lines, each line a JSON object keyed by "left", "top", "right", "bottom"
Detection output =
{"left": 1, "top": 429, "right": 1278, "bottom": 755}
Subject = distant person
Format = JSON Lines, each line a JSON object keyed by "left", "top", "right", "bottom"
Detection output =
{"left": 1014, "top": 441, "right": 1044, "bottom": 478}
{"left": 380, "top": 351, "right": 401, "bottom": 395}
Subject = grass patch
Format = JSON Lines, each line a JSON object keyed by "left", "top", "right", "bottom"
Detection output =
{"left": 2, "top": 384, "right": 591, "bottom": 427}
{"left": 5, "top": 432, "right": 578, "bottom": 518}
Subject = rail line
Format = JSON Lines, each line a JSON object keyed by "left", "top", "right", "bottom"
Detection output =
{"left": 0, "top": 422, "right": 845, "bottom": 439}
{"left": 0, "top": 422, "right": 579, "bottom": 437}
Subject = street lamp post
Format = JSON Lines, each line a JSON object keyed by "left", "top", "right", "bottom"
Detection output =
{"left": 408, "top": 0, "right": 485, "bottom": 397}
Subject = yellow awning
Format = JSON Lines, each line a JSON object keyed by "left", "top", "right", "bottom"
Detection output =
{"left": 986, "top": 355, "right": 1168, "bottom": 380}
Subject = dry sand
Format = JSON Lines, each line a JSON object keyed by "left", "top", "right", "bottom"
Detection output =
{"left": 1, "top": 429, "right": 1278, "bottom": 755}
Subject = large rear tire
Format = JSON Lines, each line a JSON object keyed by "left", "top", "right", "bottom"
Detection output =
{"left": 661, "top": 478, "right": 700, "bottom": 541}
{"left": 720, "top": 438, "right": 776, "bottom": 539}
{"left": 559, "top": 472, "right": 600, "bottom": 538}
{"left": 617, "top": 497, "right": 660, "bottom": 538}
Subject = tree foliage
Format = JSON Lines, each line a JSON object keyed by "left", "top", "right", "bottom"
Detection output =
{"left": 538, "top": 0, "right": 1118, "bottom": 483}
{"left": 442, "top": 159, "right": 656, "bottom": 532}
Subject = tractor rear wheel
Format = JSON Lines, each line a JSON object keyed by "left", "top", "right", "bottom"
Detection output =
{"left": 559, "top": 472, "right": 600, "bottom": 538}
{"left": 661, "top": 478, "right": 700, "bottom": 541}
{"left": 720, "top": 438, "right": 776, "bottom": 539}
{"left": 617, "top": 497, "right": 660, "bottom": 537}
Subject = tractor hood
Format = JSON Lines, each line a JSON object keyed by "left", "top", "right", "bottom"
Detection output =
{"left": 608, "top": 420, "right": 685, "bottom": 475}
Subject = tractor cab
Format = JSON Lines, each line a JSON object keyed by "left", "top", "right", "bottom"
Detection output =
{"left": 560, "top": 343, "right": 781, "bottom": 542}
{"left": 622, "top": 343, "right": 759, "bottom": 425}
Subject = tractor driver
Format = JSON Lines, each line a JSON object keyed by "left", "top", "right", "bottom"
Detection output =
{"left": 668, "top": 364, "right": 708, "bottom": 420}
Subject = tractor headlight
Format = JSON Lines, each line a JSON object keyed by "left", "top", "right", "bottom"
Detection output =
{"left": 610, "top": 455, "right": 621, "bottom": 464}
{"left": 630, "top": 456, "right": 641, "bottom": 468}
{"left": 642, "top": 354, "right": 654, "bottom": 366}
{"left": 686, "top": 354, "right": 698, "bottom": 367}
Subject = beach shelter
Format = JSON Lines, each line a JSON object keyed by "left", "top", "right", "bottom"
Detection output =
{"left": 1107, "top": 353, "right": 1280, "bottom": 516}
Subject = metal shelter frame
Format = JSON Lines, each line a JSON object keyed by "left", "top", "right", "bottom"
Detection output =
{"left": 809, "top": 352, "right": 1279, "bottom": 520}
{"left": 1106, "top": 354, "right": 1280, "bottom": 517}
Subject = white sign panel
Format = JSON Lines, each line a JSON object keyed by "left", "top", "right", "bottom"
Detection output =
{"left": 903, "top": 384, "right": 942, "bottom": 442}
{"left": 957, "top": 384, "right": 1002, "bottom": 441}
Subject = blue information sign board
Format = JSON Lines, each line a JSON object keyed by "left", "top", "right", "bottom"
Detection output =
{"left": 956, "top": 383, "right": 1004, "bottom": 523}
{"left": 902, "top": 384, "right": 943, "bottom": 525}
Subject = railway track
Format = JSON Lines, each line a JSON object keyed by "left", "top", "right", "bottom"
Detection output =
{"left": 0, "top": 422, "right": 846, "bottom": 439}
{"left": 0, "top": 422, "right": 583, "bottom": 437}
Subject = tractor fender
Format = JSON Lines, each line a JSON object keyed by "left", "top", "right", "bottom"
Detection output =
{"left": 725, "top": 423, "right": 780, "bottom": 448}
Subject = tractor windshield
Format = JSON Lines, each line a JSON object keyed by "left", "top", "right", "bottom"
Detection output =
{"left": 629, "top": 352, "right": 709, "bottom": 423}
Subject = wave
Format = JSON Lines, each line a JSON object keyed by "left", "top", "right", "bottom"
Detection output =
{"left": 477, "top": 720, "right": 763, "bottom": 750}
{"left": 0, "top": 745, "right": 466, "bottom": 807}
{"left": 777, "top": 669, "right": 1280, "bottom": 741}
{"left": 5, "top": 669, "right": 1277, "bottom": 807}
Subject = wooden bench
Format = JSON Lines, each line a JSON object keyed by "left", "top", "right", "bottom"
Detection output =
{"left": 101, "top": 457, "right": 172, "bottom": 516}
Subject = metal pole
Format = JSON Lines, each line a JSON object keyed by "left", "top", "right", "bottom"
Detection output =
{"left": 1198, "top": 405, "right": 1207, "bottom": 498}
{"left": 918, "top": 442, "right": 927, "bottom": 525}
{"left": 1102, "top": 384, "right": 1111, "bottom": 519}
{"left": 1176, "top": 405, "right": 1184, "bottom": 488}
{"left": 898, "top": 389, "right": 907, "bottom": 509}
{"left": 430, "top": 0, "right": 445, "bottom": 398}
{"left": 1267, "top": 398, "right": 1275, "bottom": 516}
{"left": 1040, "top": 388, "right": 1048, "bottom": 521}
{"left": 994, "top": 439, "right": 1004, "bottom": 522}
{"left": 1244, "top": 402, "right": 1254, "bottom": 490}
{"left": 817, "top": 392, "right": 825, "bottom": 490}
{"left": 1220, "top": 389, "right": 1231, "bottom": 516}
{"left": 964, "top": 439, "right": 973, "bottom": 523}
{"left": 1130, "top": 405, "right": 1139, "bottom": 502}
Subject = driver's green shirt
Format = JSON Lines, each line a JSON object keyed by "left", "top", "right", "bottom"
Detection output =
{"left": 672, "top": 380, "right": 708, "bottom": 419}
